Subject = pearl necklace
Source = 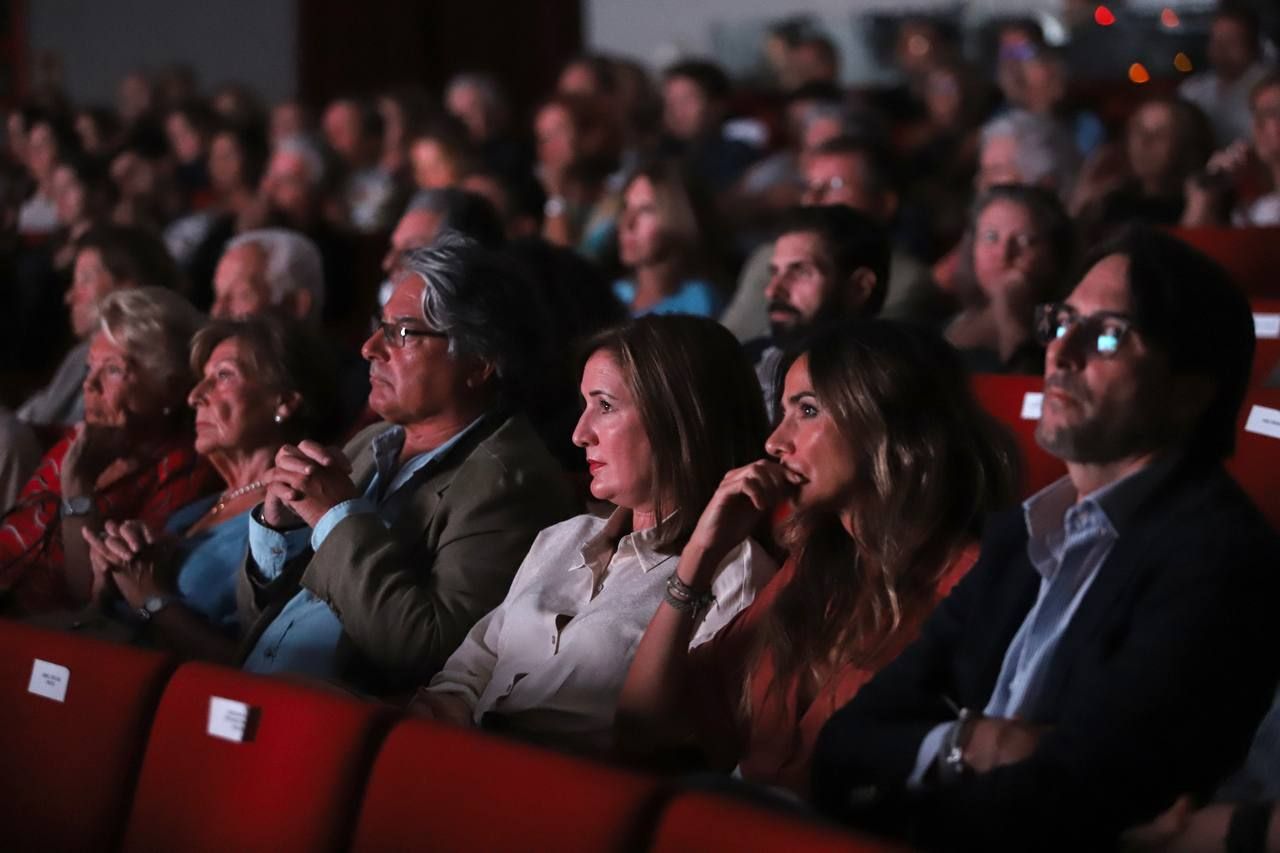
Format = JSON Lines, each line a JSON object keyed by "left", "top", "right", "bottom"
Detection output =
{"left": 210, "top": 480, "right": 266, "bottom": 517}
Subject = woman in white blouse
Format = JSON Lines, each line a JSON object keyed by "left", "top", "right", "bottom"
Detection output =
{"left": 411, "top": 314, "right": 778, "bottom": 753}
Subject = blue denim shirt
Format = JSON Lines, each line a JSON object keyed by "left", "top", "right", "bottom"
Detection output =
{"left": 242, "top": 419, "right": 483, "bottom": 679}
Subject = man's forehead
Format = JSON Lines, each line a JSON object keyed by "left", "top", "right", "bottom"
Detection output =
{"left": 775, "top": 230, "right": 826, "bottom": 261}
{"left": 807, "top": 152, "right": 863, "bottom": 182}
{"left": 1067, "top": 253, "right": 1133, "bottom": 312}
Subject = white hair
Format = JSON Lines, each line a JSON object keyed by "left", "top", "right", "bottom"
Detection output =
{"left": 225, "top": 228, "right": 326, "bottom": 320}
{"left": 980, "top": 109, "right": 1079, "bottom": 199}
{"left": 273, "top": 133, "right": 327, "bottom": 186}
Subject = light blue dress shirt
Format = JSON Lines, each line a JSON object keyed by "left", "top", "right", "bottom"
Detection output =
{"left": 909, "top": 457, "right": 1174, "bottom": 785}
{"left": 242, "top": 419, "right": 483, "bottom": 678}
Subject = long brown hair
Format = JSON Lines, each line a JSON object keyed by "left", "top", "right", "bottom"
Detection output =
{"left": 580, "top": 315, "right": 769, "bottom": 551}
{"left": 753, "top": 320, "right": 1018, "bottom": 706}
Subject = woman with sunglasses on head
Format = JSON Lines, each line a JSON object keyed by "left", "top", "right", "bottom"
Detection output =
{"left": 617, "top": 319, "right": 1018, "bottom": 796}
{"left": 945, "top": 184, "right": 1076, "bottom": 375}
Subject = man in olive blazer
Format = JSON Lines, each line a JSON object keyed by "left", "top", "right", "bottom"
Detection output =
{"left": 237, "top": 233, "right": 578, "bottom": 693}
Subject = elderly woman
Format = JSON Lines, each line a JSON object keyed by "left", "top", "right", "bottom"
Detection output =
{"left": 618, "top": 320, "right": 1018, "bottom": 795}
{"left": 944, "top": 184, "right": 1075, "bottom": 374}
{"left": 413, "top": 315, "right": 777, "bottom": 753}
{"left": 0, "top": 287, "right": 217, "bottom": 615}
{"left": 613, "top": 161, "right": 728, "bottom": 318}
{"left": 82, "top": 316, "right": 332, "bottom": 660}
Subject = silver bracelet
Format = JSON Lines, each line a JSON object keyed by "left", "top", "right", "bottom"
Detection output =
{"left": 664, "top": 572, "right": 713, "bottom": 615}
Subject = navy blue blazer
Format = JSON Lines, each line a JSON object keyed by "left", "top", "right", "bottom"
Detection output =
{"left": 811, "top": 461, "right": 1280, "bottom": 851}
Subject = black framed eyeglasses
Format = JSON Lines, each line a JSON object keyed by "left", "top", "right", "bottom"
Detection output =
{"left": 1034, "top": 302, "right": 1135, "bottom": 359}
{"left": 372, "top": 319, "right": 447, "bottom": 348}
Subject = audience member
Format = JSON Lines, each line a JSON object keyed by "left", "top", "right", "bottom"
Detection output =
{"left": 236, "top": 233, "right": 577, "bottom": 693}
{"left": 945, "top": 184, "right": 1075, "bottom": 373}
{"left": 659, "top": 60, "right": 761, "bottom": 192}
{"left": 722, "top": 136, "right": 944, "bottom": 341}
{"left": 613, "top": 161, "right": 726, "bottom": 318}
{"left": 744, "top": 205, "right": 889, "bottom": 405}
{"left": 0, "top": 287, "right": 216, "bottom": 616}
{"left": 1180, "top": 5, "right": 1273, "bottom": 147}
{"left": 619, "top": 319, "right": 1017, "bottom": 794}
{"left": 321, "top": 97, "right": 400, "bottom": 232}
{"left": 415, "top": 315, "right": 776, "bottom": 752}
{"left": 82, "top": 316, "right": 332, "bottom": 662}
{"left": 1184, "top": 70, "right": 1280, "bottom": 227}
{"left": 811, "top": 226, "right": 1280, "bottom": 851}
{"left": 444, "top": 72, "right": 530, "bottom": 182}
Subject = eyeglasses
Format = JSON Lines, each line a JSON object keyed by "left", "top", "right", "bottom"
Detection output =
{"left": 372, "top": 319, "right": 447, "bottom": 349}
{"left": 1034, "top": 303, "right": 1135, "bottom": 359}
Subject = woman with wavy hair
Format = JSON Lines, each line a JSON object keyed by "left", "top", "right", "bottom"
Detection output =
{"left": 618, "top": 319, "right": 1018, "bottom": 795}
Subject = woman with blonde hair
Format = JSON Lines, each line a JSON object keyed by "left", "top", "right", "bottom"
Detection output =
{"left": 619, "top": 319, "right": 1018, "bottom": 795}
{"left": 0, "top": 287, "right": 217, "bottom": 615}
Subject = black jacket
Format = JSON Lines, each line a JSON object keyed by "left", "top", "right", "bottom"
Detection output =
{"left": 811, "top": 462, "right": 1280, "bottom": 852}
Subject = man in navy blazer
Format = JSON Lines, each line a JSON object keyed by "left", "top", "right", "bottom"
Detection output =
{"left": 811, "top": 226, "right": 1280, "bottom": 851}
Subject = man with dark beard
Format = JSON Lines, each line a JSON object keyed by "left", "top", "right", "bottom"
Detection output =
{"left": 810, "top": 226, "right": 1280, "bottom": 851}
{"left": 743, "top": 204, "right": 888, "bottom": 410}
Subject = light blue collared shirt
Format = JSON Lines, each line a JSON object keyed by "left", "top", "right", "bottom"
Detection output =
{"left": 909, "top": 456, "right": 1175, "bottom": 786}
{"left": 242, "top": 418, "right": 484, "bottom": 679}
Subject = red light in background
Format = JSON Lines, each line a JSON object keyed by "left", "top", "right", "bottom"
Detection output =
{"left": 1161, "top": 8, "right": 1181, "bottom": 28}
{"left": 1129, "top": 62, "right": 1151, "bottom": 84}
{"left": 1095, "top": 5, "right": 1116, "bottom": 26}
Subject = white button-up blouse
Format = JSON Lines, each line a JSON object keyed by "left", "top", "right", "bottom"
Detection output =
{"left": 425, "top": 508, "right": 777, "bottom": 752}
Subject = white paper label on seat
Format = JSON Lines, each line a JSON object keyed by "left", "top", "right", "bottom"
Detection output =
{"left": 1245, "top": 405, "right": 1280, "bottom": 440}
{"left": 1020, "top": 392, "right": 1044, "bottom": 420}
{"left": 207, "top": 697, "right": 251, "bottom": 742}
{"left": 28, "top": 659, "right": 69, "bottom": 703}
{"left": 1255, "top": 314, "right": 1280, "bottom": 339}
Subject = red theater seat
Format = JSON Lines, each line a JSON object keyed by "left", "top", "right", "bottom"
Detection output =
{"left": 1228, "top": 388, "right": 1280, "bottom": 530}
{"left": 0, "top": 621, "right": 175, "bottom": 853}
{"left": 121, "top": 664, "right": 392, "bottom": 853}
{"left": 650, "top": 791, "right": 906, "bottom": 853}
{"left": 350, "top": 719, "right": 665, "bottom": 852}
{"left": 1252, "top": 299, "right": 1280, "bottom": 386}
{"left": 1167, "top": 227, "right": 1280, "bottom": 298}
{"left": 970, "top": 374, "right": 1067, "bottom": 498}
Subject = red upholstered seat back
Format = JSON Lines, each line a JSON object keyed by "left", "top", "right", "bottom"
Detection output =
{"left": 121, "top": 663, "right": 392, "bottom": 853}
{"left": 350, "top": 719, "right": 666, "bottom": 853}
{"left": 970, "top": 373, "right": 1067, "bottom": 498}
{"left": 0, "top": 621, "right": 175, "bottom": 853}
{"left": 1166, "top": 227, "right": 1280, "bottom": 298}
{"left": 1227, "top": 388, "right": 1280, "bottom": 530}
{"left": 650, "top": 791, "right": 907, "bottom": 853}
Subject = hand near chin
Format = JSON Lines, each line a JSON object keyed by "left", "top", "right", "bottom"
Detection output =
{"left": 265, "top": 441, "right": 357, "bottom": 528}
{"left": 60, "top": 422, "right": 135, "bottom": 494}
{"left": 687, "top": 460, "right": 802, "bottom": 571}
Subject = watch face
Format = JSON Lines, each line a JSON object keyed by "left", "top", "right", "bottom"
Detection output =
{"left": 63, "top": 496, "right": 93, "bottom": 516}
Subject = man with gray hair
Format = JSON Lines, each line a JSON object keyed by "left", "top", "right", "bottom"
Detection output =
{"left": 976, "top": 109, "right": 1080, "bottom": 201}
{"left": 238, "top": 231, "right": 576, "bottom": 694}
{"left": 211, "top": 228, "right": 326, "bottom": 323}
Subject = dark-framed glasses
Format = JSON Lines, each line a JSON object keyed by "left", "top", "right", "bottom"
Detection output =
{"left": 1034, "top": 302, "right": 1135, "bottom": 359}
{"left": 371, "top": 318, "right": 447, "bottom": 348}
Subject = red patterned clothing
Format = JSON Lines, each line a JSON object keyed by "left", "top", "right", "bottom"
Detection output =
{"left": 0, "top": 433, "right": 218, "bottom": 613}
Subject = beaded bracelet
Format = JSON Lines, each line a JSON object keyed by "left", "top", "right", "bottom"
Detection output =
{"left": 664, "top": 572, "right": 714, "bottom": 615}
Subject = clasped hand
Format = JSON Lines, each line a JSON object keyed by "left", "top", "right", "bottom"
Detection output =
{"left": 962, "top": 715, "right": 1049, "bottom": 774}
{"left": 685, "top": 460, "right": 802, "bottom": 576}
{"left": 82, "top": 520, "right": 172, "bottom": 609}
{"left": 263, "top": 441, "right": 356, "bottom": 528}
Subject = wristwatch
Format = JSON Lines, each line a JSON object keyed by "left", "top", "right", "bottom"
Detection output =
{"left": 60, "top": 495, "right": 94, "bottom": 518}
{"left": 137, "top": 595, "right": 178, "bottom": 622}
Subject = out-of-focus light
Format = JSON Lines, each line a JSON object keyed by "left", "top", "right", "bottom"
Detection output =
{"left": 1174, "top": 52, "right": 1193, "bottom": 72}
{"left": 908, "top": 33, "right": 931, "bottom": 57}
{"left": 1161, "top": 8, "right": 1181, "bottom": 29}
{"left": 1095, "top": 5, "right": 1116, "bottom": 27}
{"left": 1129, "top": 62, "right": 1151, "bottom": 84}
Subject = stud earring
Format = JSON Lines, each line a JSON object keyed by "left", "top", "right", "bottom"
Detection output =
{"left": 273, "top": 413, "right": 285, "bottom": 424}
